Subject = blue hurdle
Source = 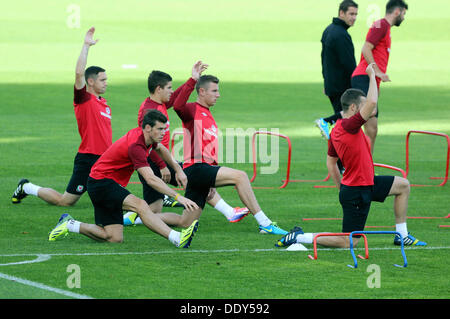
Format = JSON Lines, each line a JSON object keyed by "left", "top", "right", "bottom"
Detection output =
{"left": 348, "top": 231, "right": 408, "bottom": 269}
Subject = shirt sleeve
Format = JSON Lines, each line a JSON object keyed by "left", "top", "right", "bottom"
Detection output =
{"left": 366, "top": 20, "right": 389, "bottom": 47}
{"left": 174, "top": 102, "right": 197, "bottom": 122}
{"left": 166, "top": 77, "right": 197, "bottom": 110}
{"left": 334, "top": 33, "right": 356, "bottom": 76}
{"left": 341, "top": 112, "right": 367, "bottom": 134}
{"left": 128, "top": 142, "right": 151, "bottom": 170}
{"left": 74, "top": 85, "right": 91, "bottom": 105}
{"left": 327, "top": 138, "right": 338, "bottom": 157}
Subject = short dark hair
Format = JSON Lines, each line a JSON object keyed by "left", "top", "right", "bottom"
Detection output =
{"left": 195, "top": 75, "right": 219, "bottom": 93}
{"left": 339, "top": 0, "right": 358, "bottom": 14}
{"left": 85, "top": 66, "right": 105, "bottom": 83}
{"left": 142, "top": 109, "right": 167, "bottom": 129}
{"left": 386, "top": 0, "right": 408, "bottom": 14}
{"left": 147, "top": 70, "right": 172, "bottom": 94}
{"left": 340, "top": 88, "right": 366, "bottom": 112}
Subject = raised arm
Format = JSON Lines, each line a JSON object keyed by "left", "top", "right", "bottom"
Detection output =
{"left": 167, "top": 61, "right": 208, "bottom": 109}
{"left": 359, "top": 63, "right": 378, "bottom": 121}
{"left": 75, "top": 27, "right": 99, "bottom": 89}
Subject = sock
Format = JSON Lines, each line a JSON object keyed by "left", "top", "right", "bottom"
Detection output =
{"left": 296, "top": 233, "right": 313, "bottom": 244}
{"left": 135, "top": 217, "right": 143, "bottom": 225}
{"left": 254, "top": 211, "right": 272, "bottom": 227}
{"left": 67, "top": 220, "right": 81, "bottom": 233}
{"left": 396, "top": 223, "right": 408, "bottom": 238}
{"left": 23, "top": 183, "right": 41, "bottom": 196}
{"left": 214, "top": 199, "right": 234, "bottom": 219}
{"left": 168, "top": 230, "right": 181, "bottom": 247}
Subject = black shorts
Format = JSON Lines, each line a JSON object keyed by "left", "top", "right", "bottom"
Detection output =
{"left": 139, "top": 159, "right": 183, "bottom": 204}
{"left": 340, "top": 175, "right": 394, "bottom": 235}
{"left": 66, "top": 153, "right": 100, "bottom": 195}
{"left": 351, "top": 75, "right": 379, "bottom": 117}
{"left": 87, "top": 177, "right": 131, "bottom": 227}
{"left": 184, "top": 163, "right": 221, "bottom": 209}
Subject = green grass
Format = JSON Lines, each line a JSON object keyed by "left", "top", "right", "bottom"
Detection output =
{"left": 1, "top": 0, "right": 449, "bottom": 301}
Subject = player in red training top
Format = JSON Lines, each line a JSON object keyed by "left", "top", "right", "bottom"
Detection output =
{"left": 48, "top": 110, "right": 200, "bottom": 248}
{"left": 124, "top": 62, "right": 251, "bottom": 227}
{"left": 351, "top": 0, "right": 408, "bottom": 153}
{"left": 12, "top": 27, "right": 112, "bottom": 207}
{"left": 172, "top": 75, "right": 288, "bottom": 235}
{"left": 276, "top": 63, "right": 426, "bottom": 248}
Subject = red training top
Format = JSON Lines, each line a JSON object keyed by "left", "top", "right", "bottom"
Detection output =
{"left": 89, "top": 127, "right": 157, "bottom": 187}
{"left": 328, "top": 112, "right": 374, "bottom": 186}
{"left": 73, "top": 85, "right": 112, "bottom": 155}
{"left": 175, "top": 100, "right": 219, "bottom": 169}
{"left": 137, "top": 77, "right": 197, "bottom": 169}
{"left": 352, "top": 18, "right": 391, "bottom": 87}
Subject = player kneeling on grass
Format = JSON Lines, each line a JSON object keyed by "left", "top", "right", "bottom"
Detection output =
{"left": 276, "top": 63, "right": 426, "bottom": 249}
{"left": 48, "top": 110, "right": 199, "bottom": 248}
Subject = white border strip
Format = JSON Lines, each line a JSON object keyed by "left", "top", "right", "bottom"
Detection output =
{"left": 0, "top": 272, "right": 93, "bottom": 299}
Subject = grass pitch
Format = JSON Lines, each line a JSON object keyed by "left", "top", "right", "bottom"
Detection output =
{"left": 0, "top": 0, "right": 449, "bottom": 301}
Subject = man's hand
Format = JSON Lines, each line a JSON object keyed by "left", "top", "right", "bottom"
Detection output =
{"left": 375, "top": 71, "right": 391, "bottom": 82}
{"left": 192, "top": 61, "right": 209, "bottom": 80}
{"left": 176, "top": 195, "right": 199, "bottom": 212}
{"left": 366, "top": 62, "right": 376, "bottom": 78}
{"left": 175, "top": 170, "right": 188, "bottom": 189}
{"left": 160, "top": 167, "right": 171, "bottom": 183}
{"left": 84, "top": 27, "right": 99, "bottom": 46}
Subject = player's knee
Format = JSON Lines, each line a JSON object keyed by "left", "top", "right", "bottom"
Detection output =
{"left": 234, "top": 169, "right": 249, "bottom": 184}
{"left": 398, "top": 177, "right": 410, "bottom": 194}
{"left": 107, "top": 235, "right": 123, "bottom": 243}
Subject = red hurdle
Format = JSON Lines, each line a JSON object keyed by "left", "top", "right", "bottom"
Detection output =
{"left": 250, "top": 131, "right": 292, "bottom": 189}
{"left": 307, "top": 232, "right": 369, "bottom": 261}
{"left": 406, "top": 130, "right": 450, "bottom": 187}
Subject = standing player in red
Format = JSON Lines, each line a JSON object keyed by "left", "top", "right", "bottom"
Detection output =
{"left": 12, "top": 27, "right": 111, "bottom": 207}
{"left": 124, "top": 62, "right": 249, "bottom": 227}
{"left": 48, "top": 110, "right": 200, "bottom": 248}
{"left": 169, "top": 74, "right": 288, "bottom": 235}
{"left": 276, "top": 63, "right": 426, "bottom": 248}
{"left": 351, "top": 0, "right": 408, "bottom": 153}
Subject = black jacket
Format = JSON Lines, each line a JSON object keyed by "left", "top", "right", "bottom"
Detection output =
{"left": 321, "top": 17, "right": 356, "bottom": 96}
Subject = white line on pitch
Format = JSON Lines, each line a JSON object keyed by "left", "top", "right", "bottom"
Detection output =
{"left": 1, "top": 245, "right": 449, "bottom": 258}
{"left": 0, "top": 272, "right": 93, "bottom": 299}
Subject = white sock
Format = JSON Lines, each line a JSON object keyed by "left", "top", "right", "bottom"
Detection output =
{"left": 396, "top": 223, "right": 408, "bottom": 238}
{"left": 67, "top": 220, "right": 81, "bottom": 233}
{"left": 168, "top": 230, "right": 181, "bottom": 247}
{"left": 214, "top": 199, "right": 234, "bottom": 219}
{"left": 296, "top": 233, "right": 313, "bottom": 244}
{"left": 254, "top": 211, "right": 272, "bottom": 227}
{"left": 23, "top": 183, "right": 41, "bottom": 196}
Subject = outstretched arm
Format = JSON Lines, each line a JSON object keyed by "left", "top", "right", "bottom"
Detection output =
{"left": 359, "top": 63, "right": 378, "bottom": 121}
{"left": 75, "top": 27, "right": 99, "bottom": 89}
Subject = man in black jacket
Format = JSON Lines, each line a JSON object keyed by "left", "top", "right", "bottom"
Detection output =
{"left": 315, "top": 0, "right": 358, "bottom": 140}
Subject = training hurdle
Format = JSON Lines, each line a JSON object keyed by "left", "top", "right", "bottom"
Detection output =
{"left": 250, "top": 131, "right": 292, "bottom": 189}
{"left": 406, "top": 130, "right": 450, "bottom": 187}
{"left": 307, "top": 232, "right": 369, "bottom": 261}
{"left": 348, "top": 231, "right": 407, "bottom": 268}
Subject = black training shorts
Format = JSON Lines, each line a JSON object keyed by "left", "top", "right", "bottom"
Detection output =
{"left": 340, "top": 175, "right": 394, "bottom": 234}
{"left": 139, "top": 159, "right": 183, "bottom": 205}
{"left": 87, "top": 177, "right": 131, "bottom": 227}
{"left": 183, "top": 163, "right": 220, "bottom": 209}
{"left": 66, "top": 153, "right": 100, "bottom": 195}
